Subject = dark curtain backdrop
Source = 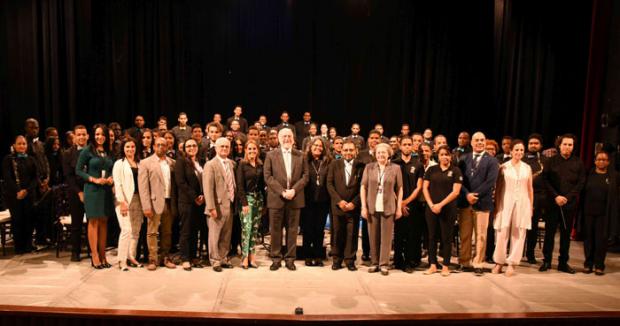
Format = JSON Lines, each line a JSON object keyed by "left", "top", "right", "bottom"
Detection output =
{"left": 0, "top": 0, "right": 595, "bottom": 156}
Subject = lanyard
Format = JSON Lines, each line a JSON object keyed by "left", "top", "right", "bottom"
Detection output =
{"left": 312, "top": 159, "right": 323, "bottom": 186}
{"left": 378, "top": 166, "right": 386, "bottom": 194}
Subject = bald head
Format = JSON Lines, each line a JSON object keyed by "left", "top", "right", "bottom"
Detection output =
{"left": 278, "top": 128, "right": 294, "bottom": 150}
{"left": 472, "top": 132, "right": 486, "bottom": 153}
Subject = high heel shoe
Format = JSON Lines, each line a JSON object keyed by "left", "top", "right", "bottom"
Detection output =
{"left": 102, "top": 261, "right": 112, "bottom": 269}
{"left": 127, "top": 259, "right": 143, "bottom": 268}
{"left": 90, "top": 258, "right": 103, "bottom": 269}
{"left": 118, "top": 262, "right": 129, "bottom": 272}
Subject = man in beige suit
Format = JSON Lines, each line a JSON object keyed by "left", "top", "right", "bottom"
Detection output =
{"left": 203, "top": 137, "right": 236, "bottom": 272}
{"left": 264, "top": 128, "right": 309, "bottom": 271}
{"left": 138, "top": 137, "right": 177, "bottom": 270}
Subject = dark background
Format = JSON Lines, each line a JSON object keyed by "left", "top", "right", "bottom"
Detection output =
{"left": 0, "top": 0, "right": 611, "bottom": 160}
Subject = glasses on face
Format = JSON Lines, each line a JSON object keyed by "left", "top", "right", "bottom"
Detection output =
{"left": 185, "top": 144, "right": 197, "bottom": 148}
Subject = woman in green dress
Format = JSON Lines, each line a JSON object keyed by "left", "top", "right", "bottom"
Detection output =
{"left": 76, "top": 124, "right": 114, "bottom": 269}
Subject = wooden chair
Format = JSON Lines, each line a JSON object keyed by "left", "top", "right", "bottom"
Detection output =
{"left": 55, "top": 214, "right": 87, "bottom": 258}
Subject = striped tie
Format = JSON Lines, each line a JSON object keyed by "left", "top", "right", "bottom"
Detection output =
{"left": 224, "top": 161, "right": 235, "bottom": 202}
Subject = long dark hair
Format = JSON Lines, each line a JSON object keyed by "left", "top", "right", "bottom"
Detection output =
{"left": 305, "top": 137, "right": 333, "bottom": 165}
{"left": 118, "top": 137, "right": 138, "bottom": 161}
{"left": 89, "top": 123, "right": 110, "bottom": 156}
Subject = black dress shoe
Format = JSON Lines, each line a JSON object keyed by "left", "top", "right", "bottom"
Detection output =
{"left": 347, "top": 264, "right": 358, "bottom": 271}
{"left": 474, "top": 268, "right": 484, "bottom": 276}
{"left": 539, "top": 262, "right": 551, "bottom": 272}
{"left": 527, "top": 257, "right": 538, "bottom": 264}
{"left": 270, "top": 262, "right": 281, "bottom": 271}
{"left": 368, "top": 266, "right": 380, "bottom": 273}
{"left": 70, "top": 253, "right": 81, "bottom": 262}
{"left": 403, "top": 266, "right": 414, "bottom": 274}
{"left": 361, "top": 255, "right": 371, "bottom": 262}
{"left": 332, "top": 264, "right": 342, "bottom": 271}
{"left": 305, "top": 259, "right": 314, "bottom": 267}
{"left": 594, "top": 269, "right": 605, "bottom": 276}
{"left": 583, "top": 266, "right": 593, "bottom": 274}
{"left": 558, "top": 264, "right": 576, "bottom": 274}
{"left": 213, "top": 265, "right": 223, "bottom": 272}
{"left": 315, "top": 259, "right": 324, "bottom": 267}
{"left": 285, "top": 261, "right": 296, "bottom": 271}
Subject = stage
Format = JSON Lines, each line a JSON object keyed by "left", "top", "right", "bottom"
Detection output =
{"left": 1, "top": 236, "right": 620, "bottom": 324}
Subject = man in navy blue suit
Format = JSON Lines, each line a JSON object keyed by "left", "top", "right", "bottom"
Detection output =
{"left": 457, "top": 132, "right": 500, "bottom": 276}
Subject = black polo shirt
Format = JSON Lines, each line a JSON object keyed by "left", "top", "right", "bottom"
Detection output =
{"left": 423, "top": 165, "right": 463, "bottom": 205}
{"left": 392, "top": 155, "right": 424, "bottom": 200}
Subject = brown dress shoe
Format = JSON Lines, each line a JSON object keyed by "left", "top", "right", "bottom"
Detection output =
{"left": 147, "top": 261, "right": 157, "bottom": 271}
{"left": 164, "top": 258, "right": 177, "bottom": 269}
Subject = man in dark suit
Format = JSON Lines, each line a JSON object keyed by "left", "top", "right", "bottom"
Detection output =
{"left": 226, "top": 106, "right": 249, "bottom": 134}
{"left": 294, "top": 111, "right": 313, "bottom": 149}
{"left": 62, "top": 125, "right": 89, "bottom": 261}
{"left": 25, "top": 118, "right": 52, "bottom": 248}
{"left": 264, "top": 128, "right": 309, "bottom": 271}
{"left": 326, "top": 140, "right": 363, "bottom": 271}
{"left": 126, "top": 115, "right": 145, "bottom": 140}
{"left": 355, "top": 129, "right": 381, "bottom": 262}
{"left": 275, "top": 111, "right": 296, "bottom": 135}
{"left": 457, "top": 131, "right": 499, "bottom": 276}
{"left": 344, "top": 123, "right": 365, "bottom": 150}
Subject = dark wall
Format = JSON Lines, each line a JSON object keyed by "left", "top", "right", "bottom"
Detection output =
{"left": 0, "top": 0, "right": 594, "bottom": 155}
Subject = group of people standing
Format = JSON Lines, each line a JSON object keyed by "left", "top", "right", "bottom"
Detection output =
{"left": 1, "top": 108, "right": 618, "bottom": 277}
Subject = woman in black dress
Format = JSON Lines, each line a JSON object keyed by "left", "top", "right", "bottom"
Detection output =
{"left": 2, "top": 136, "right": 38, "bottom": 254}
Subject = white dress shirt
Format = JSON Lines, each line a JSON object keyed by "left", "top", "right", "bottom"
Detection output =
{"left": 282, "top": 148, "right": 292, "bottom": 188}
{"left": 159, "top": 157, "right": 171, "bottom": 199}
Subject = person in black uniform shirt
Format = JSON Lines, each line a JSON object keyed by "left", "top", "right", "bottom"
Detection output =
{"left": 392, "top": 136, "right": 424, "bottom": 272}
{"left": 301, "top": 138, "right": 332, "bottom": 266}
{"left": 2, "top": 136, "right": 39, "bottom": 254}
{"left": 452, "top": 131, "right": 472, "bottom": 163}
{"left": 523, "top": 133, "right": 547, "bottom": 264}
{"left": 345, "top": 123, "right": 365, "bottom": 150}
{"left": 539, "top": 134, "right": 585, "bottom": 274}
{"left": 327, "top": 140, "right": 364, "bottom": 271}
{"left": 422, "top": 145, "right": 463, "bottom": 276}
{"left": 581, "top": 151, "right": 620, "bottom": 276}
{"left": 126, "top": 115, "right": 146, "bottom": 140}
{"left": 294, "top": 111, "right": 313, "bottom": 150}
{"left": 63, "top": 125, "right": 89, "bottom": 261}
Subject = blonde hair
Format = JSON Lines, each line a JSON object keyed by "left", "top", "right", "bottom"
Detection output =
{"left": 375, "top": 142, "right": 393, "bottom": 157}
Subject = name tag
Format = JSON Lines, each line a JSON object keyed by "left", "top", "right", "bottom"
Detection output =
{"left": 447, "top": 171, "right": 453, "bottom": 177}
{"left": 410, "top": 166, "right": 416, "bottom": 174}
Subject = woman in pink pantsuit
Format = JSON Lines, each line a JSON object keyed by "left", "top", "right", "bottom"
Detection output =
{"left": 492, "top": 140, "right": 534, "bottom": 276}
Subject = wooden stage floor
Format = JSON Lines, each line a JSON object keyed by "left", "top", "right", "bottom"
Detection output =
{"left": 0, "top": 235, "right": 620, "bottom": 323}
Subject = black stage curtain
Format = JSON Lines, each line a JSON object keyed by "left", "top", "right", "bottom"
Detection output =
{"left": 0, "top": 0, "right": 594, "bottom": 155}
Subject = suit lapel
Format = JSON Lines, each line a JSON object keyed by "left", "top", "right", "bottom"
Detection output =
{"left": 152, "top": 157, "right": 164, "bottom": 185}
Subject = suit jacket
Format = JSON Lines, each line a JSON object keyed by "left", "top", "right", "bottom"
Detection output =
{"left": 112, "top": 158, "right": 138, "bottom": 205}
{"left": 62, "top": 146, "right": 85, "bottom": 195}
{"left": 326, "top": 159, "right": 364, "bottom": 216}
{"left": 294, "top": 121, "right": 312, "bottom": 146}
{"left": 175, "top": 157, "right": 203, "bottom": 206}
{"left": 226, "top": 116, "right": 249, "bottom": 133}
{"left": 203, "top": 156, "right": 236, "bottom": 217}
{"left": 263, "top": 148, "right": 309, "bottom": 209}
{"left": 361, "top": 162, "right": 403, "bottom": 216}
{"left": 138, "top": 154, "right": 176, "bottom": 215}
{"left": 457, "top": 152, "right": 500, "bottom": 211}
{"left": 357, "top": 148, "right": 376, "bottom": 165}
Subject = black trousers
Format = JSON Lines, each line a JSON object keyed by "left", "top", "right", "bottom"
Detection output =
{"left": 332, "top": 212, "right": 359, "bottom": 265}
{"left": 229, "top": 212, "right": 241, "bottom": 256}
{"left": 543, "top": 204, "right": 576, "bottom": 265}
{"left": 301, "top": 201, "right": 329, "bottom": 259}
{"left": 197, "top": 210, "right": 209, "bottom": 258}
{"left": 10, "top": 198, "right": 35, "bottom": 253}
{"left": 179, "top": 203, "right": 203, "bottom": 262}
{"left": 68, "top": 192, "right": 85, "bottom": 256}
{"left": 33, "top": 194, "right": 53, "bottom": 244}
{"left": 269, "top": 203, "right": 300, "bottom": 263}
{"left": 485, "top": 212, "right": 495, "bottom": 261}
{"left": 583, "top": 215, "right": 608, "bottom": 270}
{"left": 361, "top": 218, "right": 370, "bottom": 257}
{"left": 394, "top": 203, "right": 416, "bottom": 268}
{"left": 525, "top": 197, "right": 546, "bottom": 259}
{"left": 425, "top": 204, "right": 456, "bottom": 266}
{"left": 137, "top": 217, "right": 149, "bottom": 262}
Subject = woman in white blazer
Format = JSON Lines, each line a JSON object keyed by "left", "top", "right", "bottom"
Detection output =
{"left": 113, "top": 137, "right": 143, "bottom": 271}
{"left": 492, "top": 139, "right": 533, "bottom": 276}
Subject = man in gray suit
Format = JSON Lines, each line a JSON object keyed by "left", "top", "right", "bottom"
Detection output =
{"left": 138, "top": 137, "right": 177, "bottom": 270}
{"left": 264, "top": 128, "right": 309, "bottom": 271}
{"left": 203, "top": 137, "right": 236, "bottom": 272}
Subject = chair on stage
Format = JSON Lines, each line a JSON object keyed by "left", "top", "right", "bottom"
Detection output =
{"left": 55, "top": 214, "right": 87, "bottom": 258}
{"left": 0, "top": 210, "right": 12, "bottom": 256}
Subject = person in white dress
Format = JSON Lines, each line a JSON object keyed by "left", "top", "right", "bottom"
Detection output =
{"left": 492, "top": 140, "right": 534, "bottom": 276}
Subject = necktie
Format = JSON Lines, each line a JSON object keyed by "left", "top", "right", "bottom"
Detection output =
{"left": 474, "top": 154, "right": 482, "bottom": 168}
{"left": 224, "top": 161, "right": 235, "bottom": 202}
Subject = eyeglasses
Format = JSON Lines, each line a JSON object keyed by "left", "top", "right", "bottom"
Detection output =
{"left": 185, "top": 144, "right": 197, "bottom": 148}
